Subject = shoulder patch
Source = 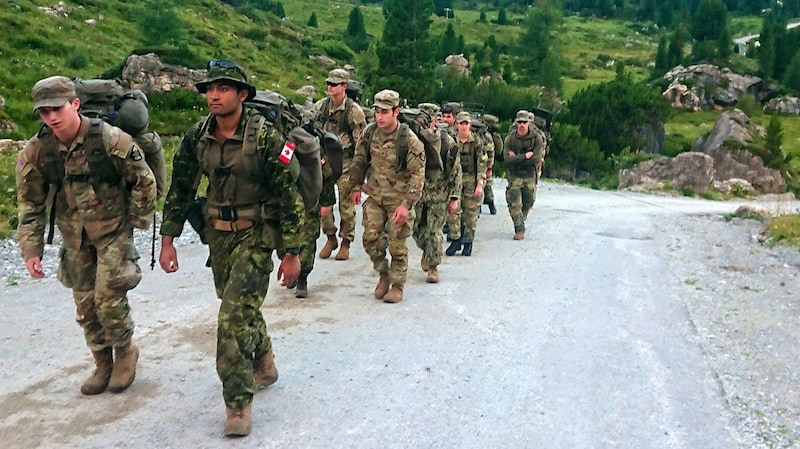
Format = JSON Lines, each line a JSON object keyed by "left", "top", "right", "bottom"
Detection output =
{"left": 279, "top": 140, "right": 296, "bottom": 164}
{"left": 106, "top": 126, "right": 134, "bottom": 160}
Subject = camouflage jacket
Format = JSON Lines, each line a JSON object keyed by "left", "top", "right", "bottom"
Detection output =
{"left": 423, "top": 130, "right": 461, "bottom": 203}
{"left": 504, "top": 128, "right": 545, "bottom": 177}
{"left": 311, "top": 96, "right": 366, "bottom": 151}
{"left": 160, "top": 108, "right": 306, "bottom": 250}
{"left": 348, "top": 123, "right": 426, "bottom": 209}
{"left": 456, "top": 132, "right": 488, "bottom": 183}
{"left": 16, "top": 116, "right": 156, "bottom": 261}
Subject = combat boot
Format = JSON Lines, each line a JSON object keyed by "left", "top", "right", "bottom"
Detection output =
{"left": 462, "top": 242, "right": 473, "bottom": 257}
{"left": 80, "top": 347, "right": 113, "bottom": 395}
{"left": 295, "top": 271, "right": 309, "bottom": 298}
{"left": 513, "top": 231, "right": 525, "bottom": 240}
{"left": 319, "top": 235, "right": 338, "bottom": 259}
{"left": 383, "top": 284, "right": 404, "bottom": 303}
{"left": 224, "top": 404, "right": 252, "bottom": 437}
{"left": 426, "top": 266, "right": 439, "bottom": 283}
{"left": 445, "top": 238, "right": 462, "bottom": 256}
{"left": 108, "top": 343, "right": 139, "bottom": 393}
{"left": 374, "top": 273, "right": 390, "bottom": 299}
{"left": 488, "top": 201, "right": 497, "bottom": 215}
{"left": 335, "top": 239, "right": 351, "bottom": 260}
{"left": 253, "top": 349, "right": 279, "bottom": 390}
{"left": 420, "top": 254, "right": 429, "bottom": 272}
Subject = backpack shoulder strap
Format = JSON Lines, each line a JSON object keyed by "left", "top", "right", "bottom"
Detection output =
{"left": 191, "top": 114, "right": 214, "bottom": 190}
{"left": 395, "top": 123, "right": 411, "bottom": 173}
{"left": 85, "top": 118, "right": 123, "bottom": 187}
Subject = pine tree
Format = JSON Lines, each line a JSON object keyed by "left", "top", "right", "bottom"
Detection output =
{"left": 653, "top": 35, "right": 669, "bottom": 76}
{"left": 514, "top": 0, "right": 564, "bottom": 85}
{"left": 667, "top": 25, "right": 686, "bottom": 68}
{"left": 437, "top": 23, "right": 459, "bottom": 62}
{"left": 345, "top": 7, "right": 369, "bottom": 53}
{"left": 783, "top": 50, "right": 800, "bottom": 92}
{"left": 496, "top": 8, "right": 509, "bottom": 25}
{"left": 307, "top": 12, "right": 318, "bottom": 27}
{"left": 757, "top": 12, "right": 777, "bottom": 80}
{"left": 763, "top": 115, "right": 785, "bottom": 169}
{"left": 377, "top": 0, "right": 436, "bottom": 102}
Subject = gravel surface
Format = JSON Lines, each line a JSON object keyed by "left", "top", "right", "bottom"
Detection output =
{"left": 1, "top": 181, "right": 799, "bottom": 448}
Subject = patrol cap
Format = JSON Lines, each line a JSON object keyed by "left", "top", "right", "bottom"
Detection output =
{"left": 326, "top": 68, "right": 350, "bottom": 84}
{"left": 32, "top": 76, "right": 76, "bottom": 112}
{"left": 483, "top": 114, "right": 499, "bottom": 126}
{"left": 373, "top": 89, "right": 400, "bottom": 110}
{"left": 196, "top": 59, "right": 256, "bottom": 101}
{"left": 515, "top": 110, "right": 531, "bottom": 123}
{"left": 417, "top": 102, "right": 440, "bottom": 117}
{"left": 455, "top": 111, "right": 471, "bottom": 123}
{"left": 442, "top": 101, "right": 462, "bottom": 114}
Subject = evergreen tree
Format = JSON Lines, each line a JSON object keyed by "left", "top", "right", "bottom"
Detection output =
{"left": 539, "top": 52, "right": 563, "bottom": 92}
{"left": 307, "top": 12, "right": 318, "bottom": 27}
{"left": 783, "top": 50, "right": 800, "bottom": 92}
{"left": 691, "top": 0, "right": 727, "bottom": 42}
{"left": 345, "top": 7, "right": 369, "bottom": 53}
{"left": 496, "top": 8, "right": 509, "bottom": 25}
{"left": 479, "top": 10, "right": 487, "bottom": 23}
{"left": 763, "top": 115, "right": 785, "bottom": 169}
{"left": 667, "top": 25, "right": 686, "bottom": 68}
{"left": 513, "top": 0, "right": 564, "bottom": 85}
{"left": 433, "top": 0, "right": 454, "bottom": 17}
{"left": 437, "top": 22, "right": 460, "bottom": 63}
{"left": 139, "top": 0, "right": 186, "bottom": 48}
{"left": 757, "top": 12, "right": 777, "bottom": 80}
{"left": 377, "top": 0, "right": 436, "bottom": 102}
{"left": 653, "top": 35, "right": 669, "bottom": 76}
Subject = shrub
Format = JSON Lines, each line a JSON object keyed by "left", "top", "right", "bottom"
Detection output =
{"left": 313, "top": 40, "right": 355, "bottom": 62}
{"left": 66, "top": 51, "right": 90, "bottom": 70}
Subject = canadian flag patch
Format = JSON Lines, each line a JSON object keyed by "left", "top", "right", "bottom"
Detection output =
{"left": 279, "top": 141, "right": 296, "bottom": 164}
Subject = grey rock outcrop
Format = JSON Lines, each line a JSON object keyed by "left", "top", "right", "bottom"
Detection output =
{"left": 662, "top": 64, "right": 768, "bottom": 111}
{"left": 122, "top": 53, "right": 206, "bottom": 93}
{"left": 691, "top": 109, "right": 763, "bottom": 153}
{"left": 707, "top": 147, "right": 786, "bottom": 193}
{"left": 619, "top": 152, "right": 714, "bottom": 192}
{"left": 444, "top": 54, "right": 470, "bottom": 76}
{"left": 763, "top": 96, "right": 800, "bottom": 115}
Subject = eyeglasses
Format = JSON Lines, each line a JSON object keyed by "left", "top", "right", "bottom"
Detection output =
{"left": 207, "top": 59, "right": 246, "bottom": 78}
{"left": 326, "top": 81, "right": 345, "bottom": 87}
{"left": 516, "top": 120, "right": 529, "bottom": 124}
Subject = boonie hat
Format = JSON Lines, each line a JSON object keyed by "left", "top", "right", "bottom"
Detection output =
{"left": 196, "top": 59, "right": 256, "bottom": 101}
{"left": 32, "top": 76, "right": 76, "bottom": 112}
{"left": 374, "top": 89, "right": 400, "bottom": 109}
{"left": 483, "top": 114, "right": 499, "bottom": 126}
{"left": 326, "top": 69, "right": 350, "bottom": 84}
{"left": 455, "top": 111, "right": 471, "bottom": 123}
{"left": 515, "top": 110, "right": 530, "bottom": 123}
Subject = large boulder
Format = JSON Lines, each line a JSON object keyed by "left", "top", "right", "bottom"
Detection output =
{"left": 662, "top": 64, "right": 770, "bottom": 111}
{"left": 444, "top": 54, "right": 470, "bottom": 76}
{"left": 122, "top": 53, "right": 206, "bottom": 93}
{"left": 708, "top": 147, "right": 786, "bottom": 193}
{"left": 619, "top": 152, "right": 714, "bottom": 192}
{"left": 691, "top": 109, "right": 763, "bottom": 153}
{"left": 763, "top": 96, "right": 800, "bottom": 115}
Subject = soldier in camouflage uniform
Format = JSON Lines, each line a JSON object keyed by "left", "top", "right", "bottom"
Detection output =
{"left": 158, "top": 60, "right": 305, "bottom": 438}
{"left": 16, "top": 76, "right": 157, "bottom": 396}
{"left": 311, "top": 69, "right": 367, "bottom": 262}
{"left": 412, "top": 105, "right": 461, "bottom": 284}
{"left": 504, "top": 110, "right": 546, "bottom": 241}
{"left": 445, "top": 112, "right": 487, "bottom": 257}
{"left": 347, "top": 90, "right": 425, "bottom": 303}
{"left": 482, "top": 114, "right": 503, "bottom": 215}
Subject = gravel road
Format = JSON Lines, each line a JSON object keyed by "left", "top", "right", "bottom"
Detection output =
{"left": 0, "top": 180, "right": 798, "bottom": 448}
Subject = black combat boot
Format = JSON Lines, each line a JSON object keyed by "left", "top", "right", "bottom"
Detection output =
{"left": 295, "top": 271, "right": 309, "bottom": 298}
{"left": 445, "top": 238, "right": 463, "bottom": 256}
{"left": 462, "top": 242, "right": 473, "bottom": 256}
{"left": 488, "top": 201, "right": 497, "bottom": 215}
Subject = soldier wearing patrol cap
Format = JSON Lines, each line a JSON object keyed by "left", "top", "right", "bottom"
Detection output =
{"left": 347, "top": 89, "right": 426, "bottom": 303}
{"left": 16, "top": 76, "right": 157, "bottom": 397}
{"left": 503, "top": 109, "right": 545, "bottom": 240}
{"left": 159, "top": 59, "right": 305, "bottom": 437}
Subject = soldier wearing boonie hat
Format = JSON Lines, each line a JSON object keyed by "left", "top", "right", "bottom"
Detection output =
{"left": 160, "top": 59, "right": 305, "bottom": 438}
{"left": 346, "top": 88, "right": 425, "bottom": 304}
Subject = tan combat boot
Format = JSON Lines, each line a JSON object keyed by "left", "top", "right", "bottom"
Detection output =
{"left": 420, "top": 254, "right": 429, "bottom": 272}
{"left": 335, "top": 238, "right": 351, "bottom": 260}
{"left": 384, "top": 284, "right": 404, "bottom": 303}
{"left": 108, "top": 343, "right": 139, "bottom": 393}
{"left": 253, "top": 349, "right": 279, "bottom": 390}
{"left": 81, "top": 347, "right": 113, "bottom": 395}
{"left": 224, "top": 403, "right": 252, "bottom": 437}
{"left": 318, "top": 235, "right": 338, "bottom": 259}
{"left": 426, "top": 266, "right": 439, "bottom": 283}
{"left": 374, "top": 273, "right": 390, "bottom": 299}
{"left": 513, "top": 231, "right": 525, "bottom": 240}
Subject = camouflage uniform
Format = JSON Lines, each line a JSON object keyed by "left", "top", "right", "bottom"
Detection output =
{"left": 18, "top": 114, "right": 156, "bottom": 351}
{"left": 312, "top": 69, "right": 367, "bottom": 249}
{"left": 504, "top": 110, "right": 546, "bottom": 237}
{"left": 447, "top": 113, "right": 488, "bottom": 254}
{"left": 347, "top": 90, "right": 425, "bottom": 299}
{"left": 482, "top": 114, "right": 503, "bottom": 214}
{"left": 160, "top": 72, "right": 305, "bottom": 414}
{"left": 412, "top": 128, "right": 460, "bottom": 274}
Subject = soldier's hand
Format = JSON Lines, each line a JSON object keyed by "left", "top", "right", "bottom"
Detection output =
{"left": 159, "top": 237, "right": 179, "bottom": 273}
{"left": 320, "top": 206, "right": 332, "bottom": 218}
{"left": 277, "top": 254, "right": 300, "bottom": 287}
{"left": 350, "top": 191, "right": 362, "bottom": 206}
{"left": 474, "top": 183, "right": 484, "bottom": 198}
{"left": 525, "top": 151, "right": 534, "bottom": 159}
{"left": 392, "top": 205, "right": 409, "bottom": 225}
{"left": 536, "top": 161, "right": 543, "bottom": 172}
{"left": 447, "top": 199, "right": 459, "bottom": 214}
{"left": 26, "top": 257, "right": 45, "bottom": 278}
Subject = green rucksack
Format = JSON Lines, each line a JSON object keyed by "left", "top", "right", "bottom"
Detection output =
{"left": 72, "top": 78, "right": 167, "bottom": 199}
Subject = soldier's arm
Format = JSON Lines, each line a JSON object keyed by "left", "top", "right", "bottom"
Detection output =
{"left": 402, "top": 134, "right": 426, "bottom": 209}
{"left": 503, "top": 135, "right": 525, "bottom": 166}
{"left": 533, "top": 131, "right": 546, "bottom": 162}
{"left": 476, "top": 140, "right": 488, "bottom": 184}
{"left": 15, "top": 144, "right": 49, "bottom": 262}
{"left": 348, "top": 102, "right": 367, "bottom": 144}
{"left": 448, "top": 146, "right": 462, "bottom": 201}
{"left": 160, "top": 127, "right": 202, "bottom": 237}
{"left": 107, "top": 127, "right": 157, "bottom": 229}
{"left": 265, "top": 128, "right": 306, "bottom": 250}
{"left": 347, "top": 126, "right": 369, "bottom": 194}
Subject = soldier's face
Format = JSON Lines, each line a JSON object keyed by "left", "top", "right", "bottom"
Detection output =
{"left": 38, "top": 98, "right": 81, "bottom": 141}
{"left": 326, "top": 81, "right": 347, "bottom": 97}
{"left": 205, "top": 81, "right": 248, "bottom": 118}
{"left": 456, "top": 120, "right": 471, "bottom": 136}
{"left": 442, "top": 112, "right": 455, "bottom": 126}
{"left": 515, "top": 120, "right": 529, "bottom": 135}
{"left": 375, "top": 107, "right": 399, "bottom": 131}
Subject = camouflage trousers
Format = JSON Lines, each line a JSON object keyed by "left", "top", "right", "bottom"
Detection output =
{"left": 362, "top": 197, "right": 414, "bottom": 287}
{"left": 506, "top": 175, "right": 538, "bottom": 232}
{"left": 447, "top": 177, "right": 484, "bottom": 243}
{"left": 321, "top": 166, "right": 356, "bottom": 242}
{"left": 483, "top": 175, "right": 494, "bottom": 204}
{"left": 58, "top": 226, "right": 141, "bottom": 352}
{"left": 207, "top": 223, "right": 274, "bottom": 410}
{"left": 299, "top": 204, "right": 321, "bottom": 273}
{"left": 412, "top": 196, "right": 448, "bottom": 269}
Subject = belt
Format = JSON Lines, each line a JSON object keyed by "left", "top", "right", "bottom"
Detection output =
{"left": 210, "top": 218, "right": 255, "bottom": 232}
